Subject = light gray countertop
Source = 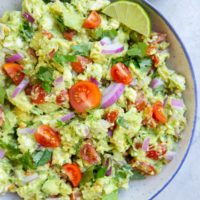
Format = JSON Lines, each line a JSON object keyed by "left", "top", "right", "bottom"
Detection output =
{"left": 148, "top": 0, "right": 200, "bottom": 199}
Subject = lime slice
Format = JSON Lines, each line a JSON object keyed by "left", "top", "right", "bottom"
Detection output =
{"left": 102, "top": 1, "right": 151, "bottom": 37}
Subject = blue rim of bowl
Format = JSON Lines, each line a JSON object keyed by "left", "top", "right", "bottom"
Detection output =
{"left": 140, "top": 1, "right": 198, "bottom": 199}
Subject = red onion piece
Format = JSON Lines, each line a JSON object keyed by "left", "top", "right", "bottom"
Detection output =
{"left": 142, "top": 138, "right": 150, "bottom": 151}
{"left": 6, "top": 53, "right": 24, "bottom": 63}
{"left": 105, "top": 166, "right": 112, "bottom": 176}
{"left": 89, "top": 77, "right": 99, "bottom": 86}
{"left": 165, "top": 151, "right": 176, "bottom": 161}
{"left": 23, "top": 173, "right": 38, "bottom": 184}
{"left": 60, "top": 112, "right": 75, "bottom": 122}
{"left": 107, "top": 130, "right": 113, "bottom": 137}
{"left": 22, "top": 12, "right": 35, "bottom": 23}
{"left": 102, "top": 43, "right": 124, "bottom": 55}
{"left": 0, "top": 150, "right": 5, "bottom": 159}
{"left": 171, "top": 99, "right": 184, "bottom": 109}
{"left": 11, "top": 79, "right": 29, "bottom": 98}
{"left": 150, "top": 78, "right": 164, "bottom": 89}
{"left": 101, "top": 83, "right": 125, "bottom": 109}
{"left": 54, "top": 76, "right": 64, "bottom": 87}
{"left": 100, "top": 37, "right": 112, "bottom": 46}
{"left": 18, "top": 128, "right": 36, "bottom": 134}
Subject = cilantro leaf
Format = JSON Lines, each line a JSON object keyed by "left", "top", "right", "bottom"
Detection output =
{"left": 96, "top": 167, "right": 107, "bottom": 179}
{"left": 116, "top": 116, "right": 129, "bottom": 129}
{"left": 33, "top": 149, "right": 52, "bottom": 167}
{"left": 36, "top": 67, "right": 54, "bottom": 93}
{"left": 102, "top": 190, "right": 118, "bottom": 200}
{"left": 72, "top": 43, "right": 91, "bottom": 57}
{"left": 21, "top": 151, "right": 35, "bottom": 170}
{"left": 0, "top": 86, "right": 6, "bottom": 104}
{"left": 54, "top": 52, "right": 76, "bottom": 65}
{"left": 127, "top": 42, "right": 148, "bottom": 58}
{"left": 80, "top": 166, "right": 95, "bottom": 185}
{"left": 20, "top": 21, "right": 34, "bottom": 41}
{"left": 138, "top": 58, "right": 152, "bottom": 70}
{"left": 94, "top": 28, "right": 117, "bottom": 40}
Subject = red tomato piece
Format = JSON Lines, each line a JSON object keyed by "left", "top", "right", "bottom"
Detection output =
{"left": 30, "top": 84, "right": 47, "bottom": 105}
{"left": 3, "top": 63, "right": 25, "bottom": 85}
{"left": 80, "top": 144, "right": 100, "bottom": 165}
{"left": 151, "top": 55, "right": 160, "bottom": 67}
{"left": 63, "top": 163, "right": 82, "bottom": 187}
{"left": 135, "top": 99, "right": 147, "bottom": 112}
{"left": 111, "top": 63, "right": 133, "bottom": 85}
{"left": 63, "top": 30, "right": 76, "bottom": 41}
{"left": 83, "top": 11, "right": 101, "bottom": 29}
{"left": 71, "top": 56, "right": 92, "bottom": 74}
{"left": 34, "top": 125, "right": 61, "bottom": 148}
{"left": 56, "top": 89, "right": 69, "bottom": 105}
{"left": 146, "top": 149, "right": 159, "bottom": 160}
{"left": 152, "top": 101, "right": 167, "bottom": 124}
{"left": 69, "top": 81, "right": 101, "bottom": 113}
{"left": 105, "top": 110, "right": 119, "bottom": 123}
{"left": 146, "top": 143, "right": 167, "bottom": 160}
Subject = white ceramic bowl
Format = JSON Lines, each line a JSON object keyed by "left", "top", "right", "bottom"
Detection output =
{"left": 0, "top": 0, "right": 197, "bottom": 199}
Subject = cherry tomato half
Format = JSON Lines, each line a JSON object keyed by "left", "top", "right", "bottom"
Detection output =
{"left": 56, "top": 89, "right": 69, "bottom": 105}
{"left": 80, "top": 144, "right": 100, "bottom": 165}
{"left": 3, "top": 63, "right": 25, "bottom": 85}
{"left": 83, "top": 11, "right": 101, "bottom": 29}
{"left": 63, "top": 163, "right": 82, "bottom": 187}
{"left": 152, "top": 101, "right": 167, "bottom": 124}
{"left": 34, "top": 125, "right": 61, "bottom": 148}
{"left": 30, "top": 84, "right": 47, "bottom": 105}
{"left": 71, "top": 56, "right": 92, "bottom": 74}
{"left": 69, "top": 81, "right": 101, "bottom": 113}
{"left": 63, "top": 30, "right": 76, "bottom": 41}
{"left": 111, "top": 63, "right": 133, "bottom": 85}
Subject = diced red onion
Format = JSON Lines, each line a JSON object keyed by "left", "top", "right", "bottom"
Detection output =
{"left": 60, "top": 112, "right": 75, "bottom": 122}
{"left": 150, "top": 78, "right": 164, "bottom": 89}
{"left": 6, "top": 53, "right": 24, "bottom": 63}
{"left": 0, "top": 150, "right": 5, "bottom": 159}
{"left": 107, "top": 130, "right": 113, "bottom": 137}
{"left": 89, "top": 77, "right": 99, "bottom": 86}
{"left": 102, "top": 43, "right": 124, "bottom": 55}
{"left": 171, "top": 99, "right": 184, "bottom": 109}
{"left": 100, "top": 37, "right": 112, "bottom": 46}
{"left": 142, "top": 138, "right": 150, "bottom": 151}
{"left": 54, "top": 76, "right": 64, "bottom": 87}
{"left": 165, "top": 151, "right": 176, "bottom": 161}
{"left": 23, "top": 173, "right": 39, "bottom": 184}
{"left": 101, "top": 83, "right": 125, "bottom": 109}
{"left": 105, "top": 166, "right": 112, "bottom": 176}
{"left": 18, "top": 128, "right": 36, "bottom": 134}
{"left": 11, "top": 79, "right": 29, "bottom": 98}
{"left": 22, "top": 12, "right": 35, "bottom": 23}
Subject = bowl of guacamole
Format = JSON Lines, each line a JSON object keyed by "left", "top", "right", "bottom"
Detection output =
{"left": 0, "top": 0, "right": 197, "bottom": 200}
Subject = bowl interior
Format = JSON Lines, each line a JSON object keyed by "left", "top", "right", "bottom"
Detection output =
{"left": 0, "top": 0, "right": 197, "bottom": 200}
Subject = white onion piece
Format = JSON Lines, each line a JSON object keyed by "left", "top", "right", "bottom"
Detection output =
{"left": 150, "top": 78, "right": 164, "bottom": 89}
{"left": 22, "top": 12, "right": 35, "bottom": 23}
{"left": 11, "top": 79, "right": 29, "bottom": 98}
{"left": 142, "top": 138, "right": 150, "bottom": 151}
{"left": 23, "top": 173, "right": 39, "bottom": 184}
{"left": 165, "top": 151, "right": 176, "bottom": 161}
{"left": 0, "top": 150, "right": 5, "bottom": 159}
{"left": 100, "top": 37, "right": 112, "bottom": 46}
{"left": 18, "top": 128, "right": 36, "bottom": 134}
{"left": 54, "top": 76, "right": 64, "bottom": 87}
{"left": 102, "top": 43, "right": 124, "bottom": 55}
{"left": 6, "top": 53, "right": 24, "bottom": 63}
{"left": 101, "top": 83, "right": 125, "bottom": 109}
{"left": 60, "top": 112, "right": 75, "bottom": 122}
{"left": 171, "top": 99, "right": 184, "bottom": 109}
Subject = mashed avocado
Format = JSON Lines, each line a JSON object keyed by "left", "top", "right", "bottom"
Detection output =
{"left": 0, "top": 0, "right": 186, "bottom": 199}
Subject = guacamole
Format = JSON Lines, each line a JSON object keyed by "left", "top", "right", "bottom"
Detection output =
{"left": 0, "top": 0, "right": 186, "bottom": 199}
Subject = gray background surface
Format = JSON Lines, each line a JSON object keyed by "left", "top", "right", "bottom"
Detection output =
{"left": 148, "top": 0, "right": 200, "bottom": 199}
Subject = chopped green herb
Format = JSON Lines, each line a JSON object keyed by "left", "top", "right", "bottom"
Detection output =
{"left": 127, "top": 42, "right": 148, "bottom": 58}
{"left": 131, "top": 170, "right": 145, "bottom": 180}
{"left": 36, "top": 67, "right": 54, "bottom": 93}
{"left": 21, "top": 151, "right": 35, "bottom": 170}
{"left": 72, "top": 43, "right": 91, "bottom": 57}
{"left": 138, "top": 57, "right": 152, "bottom": 70}
{"left": 94, "top": 28, "right": 118, "bottom": 40}
{"left": 96, "top": 167, "right": 107, "bottom": 179}
{"left": 0, "top": 86, "right": 6, "bottom": 104}
{"left": 33, "top": 149, "right": 52, "bottom": 167}
{"left": 102, "top": 190, "right": 118, "bottom": 200}
{"left": 54, "top": 52, "right": 76, "bottom": 65}
{"left": 56, "top": 16, "right": 66, "bottom": 33}
{"left": 80, "top": 166, "right": 95, "bottom": 185}
{"left": 116, "top": 116, "right": 129, "bottom": 129}
{"left": 20, "top": 21, "right": 34, "bottom": 41}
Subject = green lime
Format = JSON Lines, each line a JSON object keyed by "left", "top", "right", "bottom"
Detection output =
{"left": 102, "top": 1, "right": 151, "bottom": 37}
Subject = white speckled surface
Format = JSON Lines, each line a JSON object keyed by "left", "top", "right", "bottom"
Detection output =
{"left": 148, "top": 0, "right": 200, "bottom": 199}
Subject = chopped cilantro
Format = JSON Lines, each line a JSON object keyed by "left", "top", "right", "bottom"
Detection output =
{"left": 93, "top": 28, "right": 118, "bottom": 40}
{"left": 127, "top": 42, "right": 148, "bottom": 58}
{"left": 116, "top": 116, "right": 129, "bottom": 129}
{"left": 54, "top": 52, "right": 76, "bottom": 65}
{"left": 80, "top": 166, "right": 95, "bottom": 185}
{"left": 20, "top": 21, "right": 34, "bottom": 41}
{"left": 138, "top": 57, "right": 152, "bottom": 70}
{"left": 96, "top": 167, "right": 107, "bottom": 179}
{"left": 21, "top": 151, "right": 35, "bottom": 170}
{"left": 0, "top": 86, "right": 6, "bottom": 104}
{"left": 33, "top": 149, "right": 52, "bottom": 167}
{"left": 72, "top": 43, "right": 91, "bottom": 57}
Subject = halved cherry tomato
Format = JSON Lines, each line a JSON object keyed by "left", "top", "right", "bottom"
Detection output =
{"left": 105, "top": 110, "right": 119, "bottom": 123}
{"left": 83, "top": 11, "right": 101, "bottom": 29}
{"left": 30, "top": 84, "right": 47, "bottom": 104}
{"left": 111, "top": 63, "right": 133, "bottom": 85}
{"left": 63, "top": 163, "right": 82, "bottom": 187}
{"left": 71, "top": 56, "right": 92, "bottom": 73}
{"left": 69, "top": 81, "right": 101, "bottom": 113}
{"left": 152, "top": 101, "right": 167, "bottom": 124}
{"left": 34, "top": 125, "right": 61, "bottom": 148}
{"left": 3, "top": 63, "right": 25, "bottom": 85}
{"left": 42, "top": 30, "right": 53, "bottom": 40}
{"left": 56, "top": 89, "right": 69, "bottom": 105}
{"left": 63, "top": 30, "right": 76, "bottom": 41}
{"left": 80, "top": 144, "right": 100, "bottom": 164}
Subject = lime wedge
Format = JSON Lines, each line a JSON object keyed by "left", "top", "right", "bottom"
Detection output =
{"left": 102, "top": 1, "right": 151, "bottom": 37}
